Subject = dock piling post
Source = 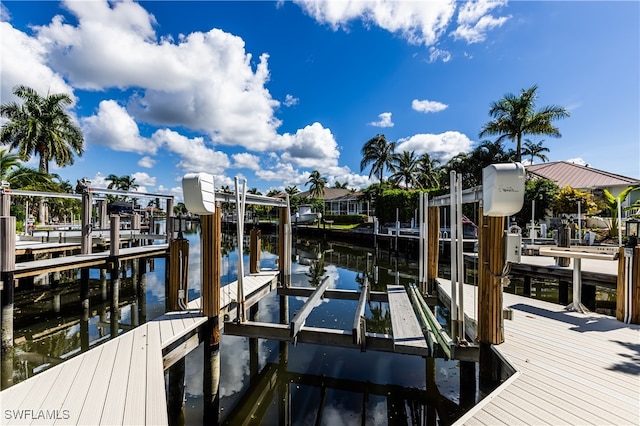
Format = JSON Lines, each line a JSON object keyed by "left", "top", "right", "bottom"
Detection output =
{"left": 1, "top": 217, "right": 16, "bottom": 355}
{"left": 81, "top": 190, "right": 93, "bottom": 255}
{"left": 477, "top": 211, "right": 506, "bottom": 385}
{"left": 278, "top": 206, "right": 291, "bottom": 288}
{"left": 250, "top": 229, "right": 261, "bottom": 274}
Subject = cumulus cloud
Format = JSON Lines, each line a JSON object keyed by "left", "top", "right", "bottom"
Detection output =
{"left": 82, "top": 100, "right": 159, "bottom": 154}
{"left": 152, "top": 129, "right": 230, "bottom": 174}
{"left": 284, "top": 94, "right": 299, "bottom": 107}
{"left": 232, "top": 153, "right": 261, "bottom": 171}
{"left": 32, "top": 0, "right": 282, "bottom": 150}
{"left": 279, "top": 122, "right": 341, "bottom": 170}
{"left": 137, "top": 156, "right": 156, "bottom": 168}
{"left": 294, "top": 0, "right": 456, "bottom": 46}
{"left": 412, "top": 99, "right": 448, "bottom": 113}
{"left": 396, "top": 131, "right": 473, "bottom": 161}
{"left": 0, "top": 22, "right": 74, "bottom": 104}
{"left": 131, "top": 171, "right": 156, "bottom": 190}
{"left": 369, "top": 112, "right": 394, "bottom": 128}
{"left": 452, "top": 0, "right": 510, "bottom": 43}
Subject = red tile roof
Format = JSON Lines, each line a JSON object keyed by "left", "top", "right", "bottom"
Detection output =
{"left": 526, "top": 161, "right": 639, "bottom": 189}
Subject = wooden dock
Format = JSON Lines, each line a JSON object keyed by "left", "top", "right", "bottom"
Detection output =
{"left": 0, "top": 271, "right": 278, "bottom": 425}
{"left": 10, "top": 244, "right": 169, "bottom": 280}
{"left": 437, "top": 279, "right": 640, "bottom": 425}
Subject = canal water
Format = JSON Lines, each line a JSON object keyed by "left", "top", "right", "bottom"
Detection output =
{"left": 5, "top": 224, "right": 487, "bottom": 424}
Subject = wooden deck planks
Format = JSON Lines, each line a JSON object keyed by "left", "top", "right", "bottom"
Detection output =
{"left": 386, "top": 285, "right": 428, "bottom": 355}
{"left": 440, "top": 279, "right": 640, "bottom": 425}
{"left": 122, "top": 326, "right": 149, "bottom": 425}
{"left": 97, "top": 331, "right": 135, "bottom": 425}
{"left": 1, "top": 270, "right": 282, "bottom": 424}
{"left": 144, "top": 321, "right": 168, "bottom": 426}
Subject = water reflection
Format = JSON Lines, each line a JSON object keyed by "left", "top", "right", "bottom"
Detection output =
{"left": 4, "top": 226, "right": 477, "bottom": 424}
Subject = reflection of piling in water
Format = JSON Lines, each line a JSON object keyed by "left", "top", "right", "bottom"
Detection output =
{"left": 167, "top": 359, "right": 186, "bottom": 424}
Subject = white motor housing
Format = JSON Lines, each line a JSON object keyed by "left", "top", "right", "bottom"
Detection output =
{"left": 182, "top": 172, "right": 216, "bottom": 215}
{"left": 482, "top": 163, "right": 525, "bottom": 216}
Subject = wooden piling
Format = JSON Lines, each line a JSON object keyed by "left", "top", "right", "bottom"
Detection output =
{"left": 200, "top": 205, "right": 222, "bottom": 318}
{"left": 617, "top": 246, "right": 640, "bottom": 323}
{"left": 249, "top": 229, "right": 261, "bottom": 274}
{"left": 278, "top": 206, "right": 291, "bottom": 288}
{"left": 427, "top": 206, "right": 440, "bottom": 295}
{"left": 168, "top": 238, "right": 189, "bottom": 311}
{"left": 81, "top": 190, "right": 92, "bottom": 255}
{"left": 478, "top": 211, "right": 505, "bottom": 385}
{"left": 0, "top": 192, "right": 10, "bottom": 216}
{"left": 1, "top": 216, "right": 16, "bottom": 352}
{"left": 478, "top": 213, "right": 505, "bottom": 344}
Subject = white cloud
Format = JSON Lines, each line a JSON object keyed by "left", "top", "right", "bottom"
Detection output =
{"left": 0, "top": 22, "right": 74, "bottom": 104}
{"left": 279, "top": 122, "right": 341, "bottom": 170}
{"left": 82, "top": 100, "right": 159, "bottom": 154}
{"left": 294, "top": 0, "right": 457, "bottom": 46}
{"left": 1, "top": 3, "right": 11, "bottom": 22}
{"left": 232, "top": 153, "right": 261, "bottom": 171}
{"left": 566, "top": 157, "right": 588, "bottom": 166}
{"left": 152, "top": 129, "right": 230, "bottom": 174}
{"left": 452, "top": 0, "right": 510, "bottom": 43}
{"left": 412, "top": 99, "right": 448, "bottom": 113}
{"left": 428, "top": 46, "right": 452, "bottom": 63}
{"left": 369, "top": 112, "right": 394, "bottom": 128}
{"left": 131, "top": 171, "right": 156, "bottom": 188}
{"left": 396, "top": 131, "right": 473, "bottom": 161}
{"left": 137, "top": 156, "right": 156, "bottom": 168}
{"left": 284, "top": 94, "right": 299, "bottom": 107}
{"left": 32, "top": 0, "right": 282, "bottom": 150}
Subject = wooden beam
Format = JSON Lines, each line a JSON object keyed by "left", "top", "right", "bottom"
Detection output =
{"left": 478, "top": 213, "right": 505, "bottom": 345}
{"left": 387, "top": 285, "right": 428, "bottom": 356}
{"left": 200, "top": 205, "right": 221, "bottom": 318}
{"left": 278, "top": 287, "right": 388, "bottom": 303}
{"left": 427, "top": 206, "right": 440, "bottom": 293}
{"left": 290, "top": 276, "right": 331, "bottom": 338}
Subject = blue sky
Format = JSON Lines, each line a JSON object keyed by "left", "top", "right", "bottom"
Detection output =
{"left": 1, "top": 0, "right": 639, "bottom": 199}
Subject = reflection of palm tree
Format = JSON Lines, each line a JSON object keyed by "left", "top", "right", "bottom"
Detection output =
{"left": 367, "top": 301, "right": 392, "bottom": 334}
{"left": 305, "top": 251, "right": 326, "bottom": 287}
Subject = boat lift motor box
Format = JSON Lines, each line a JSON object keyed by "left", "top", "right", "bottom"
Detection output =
{"left": 182, "top": 172, "right": 216, "bottom": 215}
{"left": 482, "top": 163, "right": 526, "bottom": 217}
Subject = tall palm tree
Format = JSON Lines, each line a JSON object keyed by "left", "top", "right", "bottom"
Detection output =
{"left": 479, "top": 85, "right": 569, "bottom": 162}
{"left": 248, "top": 187, "right": 262, "bottom": 195}
{"left": 417, "top": 153, "right": 441, "bottom": 190}
{"left": 389, "top": 150, "right": 420, "bottom": 189}
{"left": 360, "top": 134, "right": 396, "bottom": 183}
{"left": 285, "top": 185, "right": 299, "bottom": 196}
{"left": 333, "top": 181, "right": 348, "bottom": 189}
{"left": 106, "top": 174, "right": 138, "bottom": 201}
{"left": 1, "top": 85, "right": 84, "bottom": 173}
{"left": 306, "top": 170, "right": 326, "bottom": 200}
{"left": 522, "top": 139, "right": 550, "bottom": 164}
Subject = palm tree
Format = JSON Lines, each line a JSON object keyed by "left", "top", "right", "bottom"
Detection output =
{"left": 306, "top": 170, "right": 326, "bottom": 199}
{"left": 389, "top": 150, "right": 420, "bottom": 189}
{"left": 285, "top": 185, "right": 299, "bottom": 196}
{"left": 266, "top": 189, "right": 281, "bottom": 197}
{"left": 1, "top": 85, "right": 84, "bottom": 173}
{"left": 417, "top": 153, "right": 441, "bottom": 190}
{"left": 248, "top": 187, "right": 262, "bottom": 195}
{"left": 0, "top": 148, "right": 53, "bottom": 189}
{"left": 360, "top": 134, "right": 396, "bottom": 183}
{"left": 479, "top": 85, "right": 569, "bottom": 163}
{"left": 522, "top": 139, "right": 550, "bottom": 164}
{"left": 106, "top": 174, "right": 138, "bottom": 201}
{"left": 106, "top": 174, "right": 138, "bottom": 191}
{"left": 334, "top": 181, "right": 348, "bottom": 189}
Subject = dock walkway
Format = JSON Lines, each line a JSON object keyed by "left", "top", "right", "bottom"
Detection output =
{"left": 438, "top": 280, "right": 640, "bottom": 425}
{"left": 0, "top": 271, "right": 279, "bottom": 425}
